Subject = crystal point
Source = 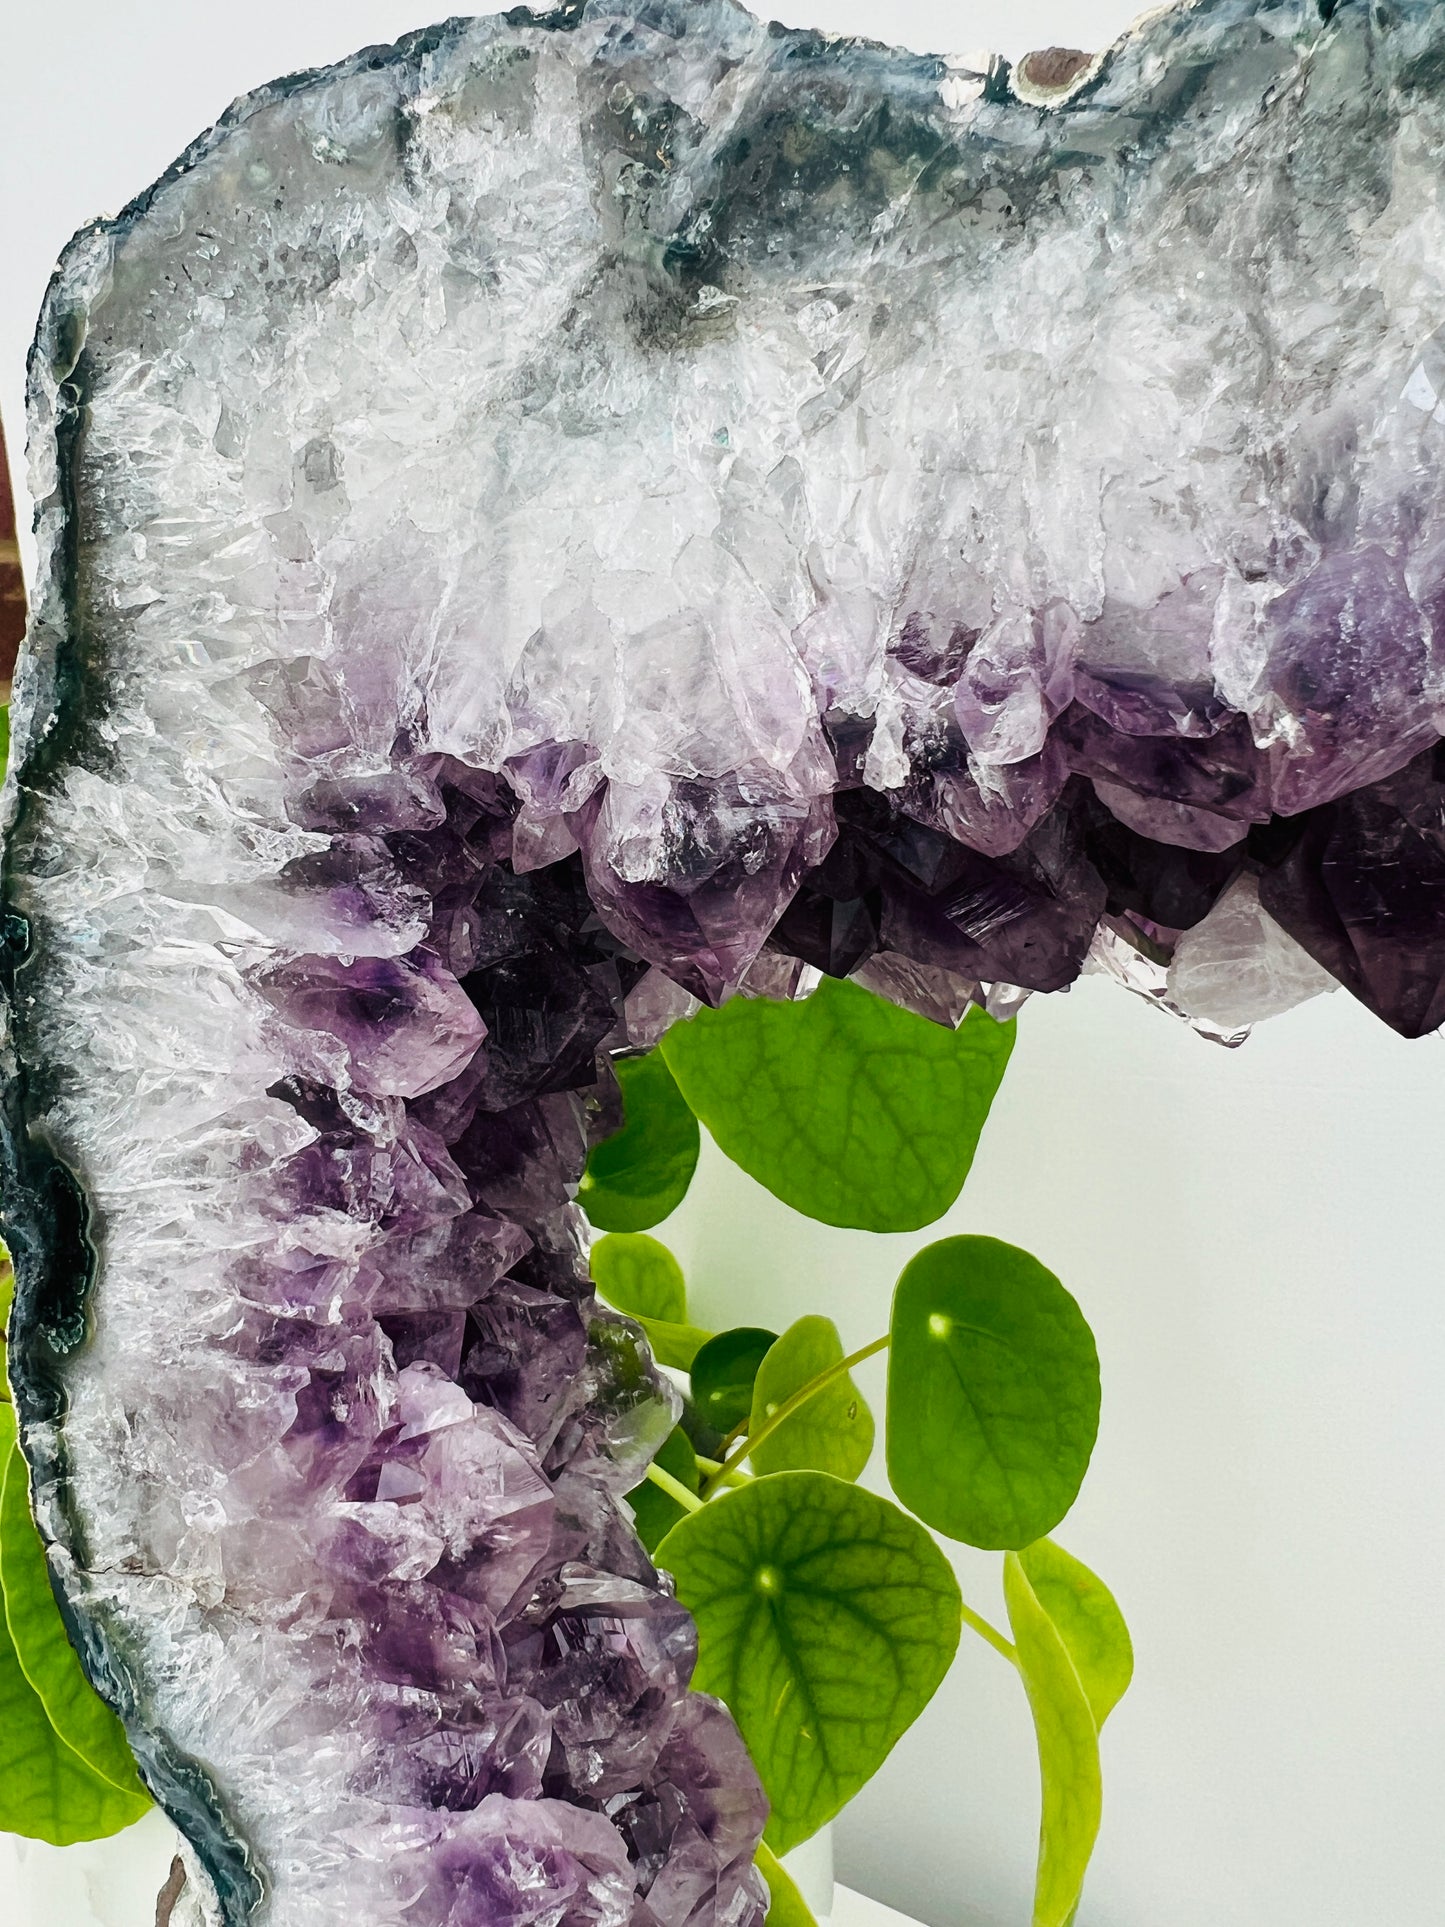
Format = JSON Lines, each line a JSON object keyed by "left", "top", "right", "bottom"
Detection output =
{"left": 10, "top": 2, "right": 1445, "bottom": 1921}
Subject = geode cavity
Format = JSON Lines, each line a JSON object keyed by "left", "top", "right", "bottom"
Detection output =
{"left": 7, "top": 1, "right": 1445, "bottom": 1922}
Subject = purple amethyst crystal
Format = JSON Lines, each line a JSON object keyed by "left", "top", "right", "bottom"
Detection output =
{"left": 8, "top": 0, "right": 1445, "bottom": 1921}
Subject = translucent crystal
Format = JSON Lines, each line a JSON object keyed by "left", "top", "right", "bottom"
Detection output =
{"left": 7, "top": 2, "right": 1445, "bottom": 1923}
{"left": 1167, "top": 876, "right": 1338, "bottom": 1032}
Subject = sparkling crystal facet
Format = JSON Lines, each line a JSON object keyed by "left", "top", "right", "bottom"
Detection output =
{"left": 7, "top": 2, "right": 1445, "bottom": 1921}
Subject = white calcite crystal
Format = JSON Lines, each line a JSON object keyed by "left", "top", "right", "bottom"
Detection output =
{"left": 1167, "top": 873, "right": 1339, "bottom": 1030}
{"left": 8, "top": 2, "right": 1445, "bottom": 1923}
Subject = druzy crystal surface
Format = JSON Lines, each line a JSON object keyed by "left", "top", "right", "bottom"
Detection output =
{"left": 8, "top": 0, "right": 1445, "bottom": 1921}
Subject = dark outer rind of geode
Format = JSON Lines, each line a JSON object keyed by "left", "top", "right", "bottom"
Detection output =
{"left": 0, "top": 368, "right": 271, "bottom": 1905}
{"left": 9, "top": 0, "right": 1445, "bottom": 1923}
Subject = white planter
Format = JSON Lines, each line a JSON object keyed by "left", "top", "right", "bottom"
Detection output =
{"left": 782, "top": 1826, "right": 835, "bottom": 1919}
{"left": 1, "top": 1810, "right": 182, "bottom": 1927}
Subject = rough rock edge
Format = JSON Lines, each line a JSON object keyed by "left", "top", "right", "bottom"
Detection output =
{"left": 0, "top": 0, "right": 1380, "bottom": 1917}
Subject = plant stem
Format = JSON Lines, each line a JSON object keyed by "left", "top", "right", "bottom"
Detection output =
{"left": 680, "top": 1342, "right": 1018, "bottom": 1665}
{"left": 646, "top": 1461, "right": 704, "bottom": 1513}
{"left": 694, "top": 1454, "right": 752, "bottom": 1487}
{"left": 960, "top": 1599, "right": 1017, "bottom": 1665}
{"left": 701, "top": 1333, "right": 890, "bottom": 1496}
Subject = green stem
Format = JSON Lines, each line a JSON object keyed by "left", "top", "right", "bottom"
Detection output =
{"left": 701, "top": 1333, "right": 891, "bottom": 1496}
{"left": 646, "top": 1461, "right": 704, "bottom": 1513}
{"left": 694, "top": 1455, "right": 752, "bottom": 1487}
{"left": 684, "top": 1341, "right": 1017, "bottom": 1665}
{"left": 960, "top": 1598, "right": 1018, "bottom": 1665}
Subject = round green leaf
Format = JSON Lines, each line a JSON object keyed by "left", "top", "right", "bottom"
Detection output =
{"left": 749, "top": 1316, "right": 874, "bottom": 1481}
{"left": 1, "top": 1414, "right": 150, "bottom": 1801}
{"left": 590, "top": 1233, "right": 713, "bottom": 1368}
{"left": 579, "top": 1049, "right": 700, "bottom": 1231}
{"left": 690, "top": 1327, "right": 778, "bottom": 1433}
{"left": 626, "top": 1427, "right": 701, "bottom": 1554}
{"left": 633, "top": 1315, "right": 714, "bottom": 1372}
{"left": 591, "top": 1232, "right": 688, "bottom": 1323}
{"left": 656, "top": 1471, "right": 961, "bottom": 1852}
{"left": 1004, "top": 1550, "right": 1104, "bottom": 1927}
{"left": 0, "top": 1606, "right": 149, "bottom": 1846}
{"left": 677, "top": 1396, "right": 729, "bottom": 1464}
{"left": 0, "top": 1406, "right": 150, "bottom": 1842}
{"left": 1017, "top": 1539, "right": 1133, "bottom": 1731}
{"left": 658, "top": 977, "right": 1014, "bottom": 1232}
{"left": 886, "top": 1237, "right": 1099, "bottom": 1551}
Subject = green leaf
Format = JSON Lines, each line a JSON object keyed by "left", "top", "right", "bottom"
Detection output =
{"left": 588, "top": 1237, "right": 713, "bottom": 1366}
{"left": 886, "top": 1237, "right": 1100, "bottom": 1551}
{"left": 1017, "top": 1539, "right": 1133, "bottom": 1730}
{"left": 2, "top": 1411, "right": 151, "bottom": 1801}
{"left": 0, "top": 1405, "right": 150, "bottom": 1843}
{"left": 656, "top": 1470, "right": 961, "bottom": 1852}
{"left": 0, "top": 1241, "right": 13, "bottom": 1395}
{"left": 591, "top": 1232, "right": 688, "bottom": 1323}
{"left": 626, "top": 1427, "right": 701, "bottom": 1554}
{"left": 748, "top": 1316, "right": 874, "bottom": 1481}
{"left": 677, "top": 1397, "right": 729, "bottom": 1464}
{"left": 756, "top": 1841, "right": 818, "bottom": 1927}
{"left": 635, "top": 1316, "right": 713, "bottom": 1371}
{"left": 690, "top": 1327, "right": 778, "bottom": 1434}
{"left": 0, "top": 1610, "right": 148, "bottom": 1846}
{"left": 579, "top": 1049, "right": 700, "bottom": 1232}
{"left": 658, "top": 978, "right": 1014, "bottom": 1232}
{"left": 1005, "top": 1548, "right": 1110, "bottom": 1927}
{"left": 0, "top": 705, "right": 10, "bottom": 781}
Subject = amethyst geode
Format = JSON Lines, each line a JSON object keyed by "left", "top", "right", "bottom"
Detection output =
{"left": 7, "top": 0, "right": 1445, "bottom": 1920}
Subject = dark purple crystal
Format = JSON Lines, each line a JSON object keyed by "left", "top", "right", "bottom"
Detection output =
{"left": 11, "top": 3, "right": 1445, "bottom": 1924}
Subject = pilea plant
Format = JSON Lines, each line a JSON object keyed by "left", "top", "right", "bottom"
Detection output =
{"left": 0, "top": 932, "right": 1133, "bottom": 1926}
{"left": 583, "top": 979, "right": 1134, "bottom": 1927}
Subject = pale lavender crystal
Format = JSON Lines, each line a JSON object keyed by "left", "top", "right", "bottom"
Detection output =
{"left": 260, "top": 954, "right": 489, "bottom": 1101}
{"left": 8, "top": 2, "right": 1445, "bottom": 1925}
{"left": 376, "top": 1796, "right": 636, "bottom": 1927}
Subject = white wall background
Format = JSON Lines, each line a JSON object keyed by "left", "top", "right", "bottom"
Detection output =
{"left": 4, "top": 3, "right": 1445, "bottom": 1925}
{"left": 672, "top": 978, "right": 1445, "bottom": 1927}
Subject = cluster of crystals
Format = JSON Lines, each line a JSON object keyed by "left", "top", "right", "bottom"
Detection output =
{"left": 234, "top": 779, "right": 768, "bottom": 1927}
{"left": 12, "top": 0, "right": 1445, "bottom": 1921}
{"left": 9, "top": 733, "right": 768, "bottom": 1927}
